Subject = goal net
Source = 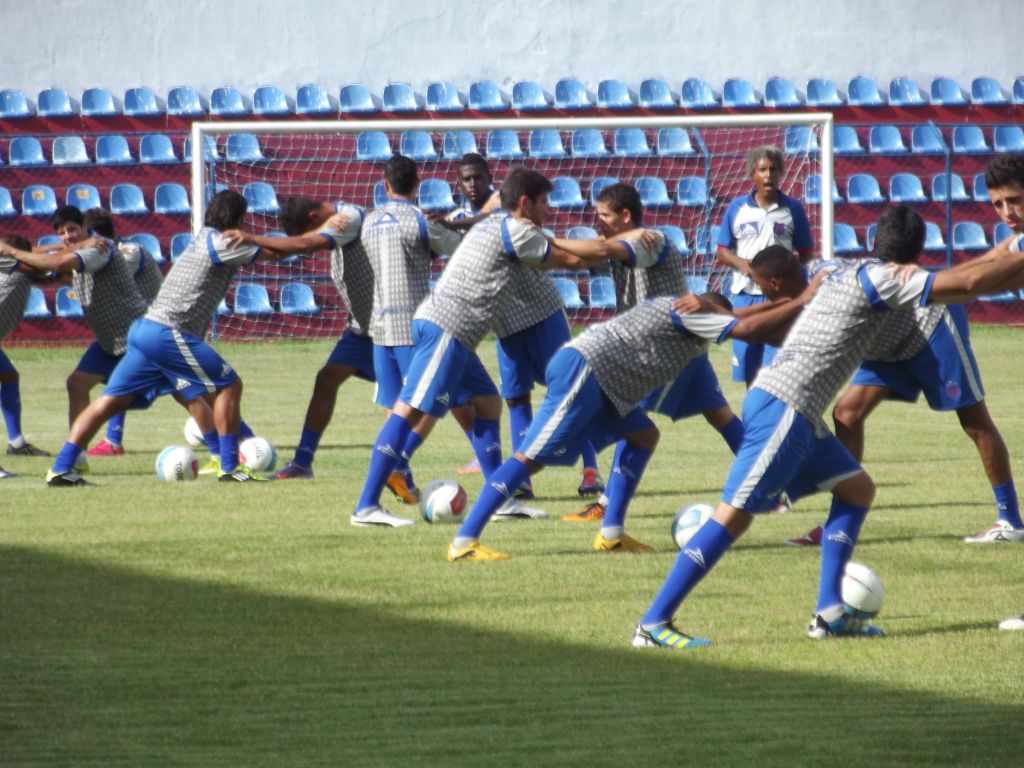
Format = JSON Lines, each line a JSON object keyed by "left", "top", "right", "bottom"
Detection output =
{"left": 191, "top": 115, "right": 833, "bottom": 340}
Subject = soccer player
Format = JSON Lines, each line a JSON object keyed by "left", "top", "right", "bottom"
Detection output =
{"left": 633, "top": 206, "right": 1024, "bottom": 648}
{"left": 715, "top": 145, "right": 814, "bottom": 386}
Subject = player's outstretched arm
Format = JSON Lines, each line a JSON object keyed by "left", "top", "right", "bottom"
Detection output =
{"left": 0, "top": 239, "right": 107, "bottom": 274}
{"left": 542, "top": 245, "right": 588, "bottom": 271}
{"left": 551, "top": 228, "right": 660, "bottom": 265}
{"left": 729, "top": 274, "right": 821, "bottom": 344}
{"left": 929, "top": 243, "right": 1024, "bottom": 303}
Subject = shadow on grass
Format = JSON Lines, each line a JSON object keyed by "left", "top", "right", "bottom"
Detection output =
{"left": 1, "top": 545, "right": 1021, "bottom": 767}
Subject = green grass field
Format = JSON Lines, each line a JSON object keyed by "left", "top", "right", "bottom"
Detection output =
{"left": 2, "top": 328, "right": 1023, "bottom": 766}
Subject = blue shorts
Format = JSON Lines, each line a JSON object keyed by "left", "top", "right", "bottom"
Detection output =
{"left": 730, "top": 292, "right": 767, "bottom": 384}
{"left": 326, "top": 329, "right": 375, "bottom": 382}
{"left": 0, "top": 349, "right": 14, "bottom": 375}
{"left": 103, "top": 318, "right": 239, "bottom": 408}
{"left": 496, "top": 310, "right": 571, "bottom": 399}
{"left": 520, "top": 347, "right": 655, "bottom": 466}
{"left": 851, "top": 306, "right": 984, "bottom": 411}
{"left": 398, "top": 320, "right": 496, "bottom": 417}
{"left": 373, "top": 343, "right": 416, "bottom": 407}
{"left": 640, "top": 353, "right": 729, "bottom": 420}
{"left": 75, "top": 341, "right": 123, "bottom": 380}
{"left": 722, "top": 388, "right": 862, "bottom": 512}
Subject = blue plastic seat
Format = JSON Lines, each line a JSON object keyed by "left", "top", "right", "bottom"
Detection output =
{"left": 528, "top": 130, "right": 566, "bottom": 159}
{"left": 567, "top": 226, "right": 598, "bottom": 240}
{"left": 243, "top": 182, "right": 281, "bottom": 215}
{"left": 252, "top": 85, "right": 290, "bottom": 116}
{"left": 695, "top": 225, "right": 720, "bottom": 256}
{"left": 399, "top": 131, "right": 438, "bottom": 162}
{"left": 110, "top": 183, "right": 149, "bottom": 215}
{"left": 847, "top": 76, "right": 886, "bottom": 107}
{"left": 442, "top": 130, "right": 478, "bottom": 160}
{"left": 139, "top": 134, "right": 178, "bottom": 164}
{"left": 485, "top": 130, "right": 524, "bottom": 160}
{"left": 910, "top": 125, "right": 947, "bottom": 154}
{"left": 554, "top": 78, "right": 592, "bottom": 110}
{"left": 51, "top": 136, "right": 90, "bottom": 165}
{"left": 847, "top": 174, "right": 886, "bottom": 204}
{"left": 22, "top": 185, "right": 57, "bottom": 216}
{"left": 549, "top": 177, "right": 585, "bottom": 210}
{"left": 994, "top": 222, "right": 1014, "bottom": 243}
{"left": 0, "top": 89, "right": 32, "bottom": 118}
{"left": 806, "top": 78, "right": 844, "bottom": 108}
{"left": 834, "top": 125, "right": 865, "bottom": 156}
{"left": 657, "top": 225, "right": 690, "bottom": 255}
{"left": 512, "top": 81, "right": 550, "bottom": 112}
{"left": 37, "top": 87, "right": 74, "bottom": 118}
{"left": 570, "top": 129, "right": 608, "bottom": 158}
{"left": 656, "top": 127, "right": 695, "bottom": 156}
{"left": 589, "top": 276, "right": 616, "bottom": 309}
{"left": 635, "top": 177, "right": 673, "bottom": 209}
{"left": 952, "top": 125, "right": 990, "bottom": 154}
{"left": 1014, "top": 77, "right": 1024, "bottom": 105}
{"left": 56, "top": 286, "right": 84, "bottom": 318}
{"left": 95, "top": 135, "right": 133, "bottom": 165}
{"left": 81, "top": 87, "right": 117, "bottom": 116}
{"left": 123, "top": 87, "right": 162, "bottom": 116}
{"left": 126, "top": 233, "right": 164, "bottom": 264}
{"left": 924, "top": 222, "right": 946, "bottom": 251}
{"left": 613, "top": 128, "right": 650, "bottom": 157}
{"left": 589, "top": 177, "right": 619, "bottom": 205}
{"left": 209, "top": 86, "right": 247, "bottom": 117}
{"left": 952, "top": 222, "right": 989, "bottom": 251}
{"left": 675, "top": 176, "right": 709, "bottom": 207}
{"left": 372, "top": 181, "right": 388, "bottom": 207}
{"left": 294, "top": 84, "right": 333, "bottom": 116}
{"left": 784, "top": 126, "right": 819, "bottom": 154}
{"left": 468, "top": 81, "right": 507, "bottom": 112}
{"left": 971, "top": 76, "right": 1008, "bottom": 106}
{"left": 972, "top": 173, "right": 989, "bottom": 202}
{"left": 418, "top": 179, "right": 455, "bottom": 212}
{"left": 930, "top": 77, "right": 966, "bottom": 106}
{"left": 993, "top": 126, "right": 1024, "bottom": 153}
{"left": 833, "top": 223, "right": 862, "bottom": 254}
{"left": 869, "top": 125, "right": 908, "bottom": 154}
{"left": 183, "top": 135, "right": 219, "bottom": 162}
{"left": 167, "top": 85, "right": 205, "bottom": 117}
{"left": 888, "top": 173, "right": 927, "bottom": 204}
{"left": 225, "top": 133, "right": 265, "bottom": 163}
{"left": 383, "top": 83, "right": 420, "bottom": 114}
{"left": 0, "top": 187, "right": 16, "bottom": 217}
{"left": 685, "top": 275, "right": 709, "bottom": 294}
{"left": 640, "top": 78, "right": 677, "bottom": 110}
{"left": 597, "top": 79, "right": 634, "bottom": 110}
{"left": 803, "top": 175, "right": 843, "bottom": 205}
{"left": 24, "top": 286, "right": 51, "bottom": 318}
{"left": 170, "top": 233, "right": 192, "bottom": 261}
{"left": 426, "top": 81, "right": 463, "bottom": 113}
{"left": 339, "top": 84, "right": 378, "bottom": 115}
{"left": 356, "top": 131, "right": 392, "bottom": 162}
{"left": 37, "top": 235, "right": 61, "bottom": 247}
{"left": 764, "top": 77, "right": 803, "bottom": 108}
{"left": 553, "top": 277, "right": 585, "bottom": 309}
{"left": 154, "top": 183, "right": 191, "bottom": 215}
{"left": 931, "top": 173, "right": 970, "bottom": 203}
{"left": 66, "top": 183, "right": 101, "bottom": 211}
{"left": 889, "top": 77, "right": 927, "bottom": 106}
{"left": 680, "top": 78, "right": 717, "bottom": 109}
{"left": 722, "top": 78, "right": 759, "bottom": 109}
{"left": 9, "top": 137, "right": 46, "bottom": 167}
{"left": 279, "top": 282, "right": 319, "bottom": 315}
{"left": 234, "top": 284, "right": 273, "bottom": 315}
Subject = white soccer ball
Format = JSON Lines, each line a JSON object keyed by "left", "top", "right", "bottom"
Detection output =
{"left": 671, "top": 502, "right": 715, "bottom": 549}
{"left": 842, "top": 561, "right": 885, "bottom": 619}
{"left": 183, "top": 417, "right": 204, "bottom": 448}
{"left": 419, "top": 479, "right": 468, "bottom": 524}
{"left": 155, "top": 445, "right": 199, "bottom": 482}
{"left": 240, "top": 436, "right": 277, "bottom": 472}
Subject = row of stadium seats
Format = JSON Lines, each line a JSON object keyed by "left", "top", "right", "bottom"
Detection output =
{"left": 0, "top": 183, "right": 192, "bottom": 217}
{"left": 805, "top": 171, "right": 998, "bottom": 206}
{"left": 3, "top": 76, "right": 1023, "bottom": 119}
{"left": 0, "top": 134, "right": 216, "bottom": 166}
{"left": 793, "top": 124, "right": 1024, "bottom": 156}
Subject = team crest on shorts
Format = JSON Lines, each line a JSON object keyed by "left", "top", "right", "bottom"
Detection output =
{"left": 945, "top": 380, "right": 961, "bottom": 399}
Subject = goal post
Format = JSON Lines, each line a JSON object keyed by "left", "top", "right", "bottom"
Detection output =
{"left": 190, "top": 113, "right": 833, "bottom": 340}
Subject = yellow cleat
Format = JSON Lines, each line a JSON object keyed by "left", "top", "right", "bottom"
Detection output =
{"left": 562, "top": 501, "right": 606, "bottom": 522}
{"left": 197, "top": 457, "right": 221, "bottom": 476}
{"left": 447, "top": 540, "right": 510, "bottom": 562}
{"left": 593, "top": 532, "right": 655, "bottom": 553}
{"left": 386, "top": 470, "right": 420, "bottom": 505}
{"left": 218, "top": 466, "right": 266, "bottom": 482}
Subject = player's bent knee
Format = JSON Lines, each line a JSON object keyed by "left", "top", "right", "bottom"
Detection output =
{"left": 834, "top": 471, "right": 875, "bottom": 508}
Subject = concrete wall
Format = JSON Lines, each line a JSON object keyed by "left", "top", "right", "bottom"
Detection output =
{"left": 2, "top": 0, "right": 1017, "bottom": 100}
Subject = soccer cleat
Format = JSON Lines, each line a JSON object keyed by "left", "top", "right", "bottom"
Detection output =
{"left": 773, "top": 491, "right": 793, "bottom": 514}
{"left": 350, "top": 505, "right": 415, "bottom": 528}
{"left": 197, "top": 457, "right": 221, "bottom": 476}
{"left": 562, "top": 501, "right": 606, "bottom": 522}
{"left": 578, "top": 469, "right": 605, "bottom": 497}
{"left": 593, "top": 532, "right": 655, "bottom": 553}
{"left": 274, "top": 461, "right": 314, "bottom": 480}
{"left": 513, "top": 481, "right": 536, "bottom": 501}
{"left": 446, "top": 540, "right": 509, "bottom": 562}
{"left": 963, "top": 520, "right": 1024, "bottom": 544}
{"left": 456, "top": 457, "right": 481, "bottom": 475}
{"left": 46, "top": 469, "right": 92, "bottom": 487}
{"left": 86, "top": 439, "right": 124, "bottom": 457}
{"left": 784, "top": 525, "right": 823, "bottom": 547}
{"left": 386, "top": 469, "right": 420, "bottom": 505}
{"left": 0, "top": 466, "right": 15, "bottom": 479}
{"left": 492, "top": 496, "right": 549, "bottom": 520}
{"left": 6, "top": 442, "right": 50, "bottom": 457}
{"left": 807, "top": 609, "right": 884, "bottom": 639}
{"left": 632, "top": 623, "right": 711, "bottom": 649}
{"left": 217, "top": 466, "right": 266, "bottom": 482}
{"left": 998, "top": 615, "right": 1024, "bottom": 631}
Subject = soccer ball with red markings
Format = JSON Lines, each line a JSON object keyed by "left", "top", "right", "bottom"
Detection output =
{"left": 155, "top": 445, "right": 199, "bottom": 482}
{"left": 419, "top": 479, "right": 468, "bottom": 524}
{"left": 240, "top": 437, "right": 277, "bottom": 473}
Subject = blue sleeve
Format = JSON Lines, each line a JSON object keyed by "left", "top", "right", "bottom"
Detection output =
{"left": 789, "top": 199, "right": 815, "bottom": 252}
{"left": 716, "top": 199, "right": 741, "bottom": 248}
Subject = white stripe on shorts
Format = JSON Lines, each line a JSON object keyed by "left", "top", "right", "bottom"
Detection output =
{"left": 406, "top": 329, "right": 454, "bottom": 410}
{"left": 521, "top": 361, "right": 592, "bottom": 460}
{"left": 730, "top": 404, "right": 796, "bottom": 509}
{"left": 943, "top": 309, "right": 983, "bottom": 402}
{"left": 172, "top": 329, "right": 216, "bottom": 393}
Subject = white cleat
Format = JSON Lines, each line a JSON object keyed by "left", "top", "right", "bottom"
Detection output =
{"left": 492, "top": 496, "right": 549, "bottom": 521}
{"left": 963, "top": 520, "right": 1024, "bottom": 544}
{"left": 350, "top": 505, "right": 416, "bottom": 528}
{"left": 998, "top": 615, "right": 1024, "bottom": 631}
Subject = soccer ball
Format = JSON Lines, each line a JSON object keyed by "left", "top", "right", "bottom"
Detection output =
{"left": 240, "top": 436, "right": 277, "bottom": 472}
{"left": 419, "top": 479, "right": 468, "bottom": 524}
{"left": 155, "top": 445, "right": 199, "bottom": 482}
{"left": 183, "top": 416, "right": 204, "bottom": 447}
{"left": 671, "top": 502, "right": 715, "bottom": 549}
{"left": 842, "top": 561, "right": 885, "bottom": 619}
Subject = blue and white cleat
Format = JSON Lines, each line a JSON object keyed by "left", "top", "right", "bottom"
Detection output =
{"left": 632, "top": 622, "right": 711, "bottom": 649}
{"left": 807, "top": 607, "right": 884, "bottom": 639}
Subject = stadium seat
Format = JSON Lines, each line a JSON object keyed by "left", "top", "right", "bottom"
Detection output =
{"left": 656, "top": 127, "right": 695, "bottom": 156}
{"left": 170, "top": 233, "right": 192, "bottom": 261}
{"left": 234, "top": 283, "right": 273, "bottom": 315}
{"left": 372, "top": 180, "right": 389, "bottom": 207}
{"left": 279, "top": 282, "right": 319, "bottom": 315}
{"left": 528, "top": 129, "right": 566, "bottom": 159}
{"left": 972, "top": 173, "right": 989, "bottom": 202}
{"left": 123, "top": 86, "right": 162, "bottom": 116}
{"left": 803, "top": 175, "right": 843, "bottom": 205}
{"left": 37, "top": 87, "right": 74, "bottom": 118}
{"left": 22, "top": 185, "right": 57, "bottom": 216}
{"left": 418, "top": 179, "right": 455, "bottom": 212}
{"left": 399, "top": 131, "right": 438, "bottom": 162}
{"left": 225, "top": 133, "right": 266, "bottom": 163}
{"left": 763, "top": 77, "right": 803, "bottom": 108}
{"left": 931, "top": 173, "right": 970, "bottom": 203}
{"left": 675, "top": 176, "right": 709, "bottom": 207}
{"left": 295, "top": 84, "right": 333, "bottom": 116}
{"left": 834, "top": 125, "right": 865, "bottom": 155}
{"left": 805, "top": 78, "right": 844, "bottom": 108}
{"left": 597, "top": 79, "right": 635, "bottom": 110}
{"left": 553, "top": 277, "right": 585, "bottom": 309}
{"left": 869, "top": 125, "right": 908, "bottom": 154}
{"left": 209, "top": 86, "right": 247, "bottom": 117}
{"left": 95, "top": 134, "right": 134, "bottom": 165}
{"left": 56, "top": 286, "right": 84, "bottom": 318}
{"left": 442, "top": 130, "right": 477, "bottom": 160}
{"left": 888, "top": 77, "right": 928, "bottom": 106}
{"left": 970, "top": 76, "right": 1008, "bottom": 106}
{"left": 548, "top": 177, "right": 585, "bottom": 209}
{"left": 635, "top": 177, "right": 673, "bottom": 209}
{"left": 425, "top": 81, "right": 464, "bottom": 113}
{"left": 952, "top": 125, "right": 991, "bottom": 154}
{"left": 485, "top": 130, "right": 524, "bottom": 160}
{"left": 784, "top": 126, "right": 819, "bottom": 154}
{"left": 24, "top": 286, "right": 51, "bottom": 318}
{"left": 0, "top": 89, "right": 32, "bottom": 118}
{"left": 1014, "top": 77, "right": 1024, "bottom": 105}
{"left": 81, "top": 87, "right": 117, "bottom": 116}
{"left": 339, "top": 84, "right": 378, "bottom": 115}
{"left": 38, "top": 234, "right": 61, "bottom": 247}
{"left": 924, "top": 222, "right": 946, "bottom": 251}
{"left": 994, "top": 222, "right": 1014, "bottom": 243}
{"left": 846, "top": 173, "right": 886, "bottom": 204}
{"left": 952, "top": 221, "right": 989, "bottom": 251}
{"left": 993, "top": 125, "right": 1024, "bottom": 153}
{"left": 888, "top": 173, "right": 928, "bottom": 204}
{"left": 468, "top": 80, "right": 508, "bottom": 112}
{"left": 833, "top": 223, "right": 862, "bottom": 254}
{"left": 930, "top": 77, "right": 967, "bottom": 106}
{"left": 183, "top": 135, "right": 219, "bottom": 162}
{"left": 253, "top": 85, "right": 290, "bottom": 116}
{"left": 722, "top": 78, "right": 760, "bottom": 109}
{"left": 51, "top": 135, "right": 90, "bottom": 165}
{"left": 685, "top": 274, "right": 709, "bottom": 294}
{"left": 910, "top": 125, "right": 947, "bottom": 154}
{"left": 9, "top": 137, "right": 46, "bottom": 167}
{"left": 589, "top": 177, "right": 618, "bottom": 205}
{"left": 382, "top": 83, "right": 420, "bottom": 114}
{"left": 66, "top": 183, "right": 101, "bottom": 211}
{"left": 570, "top": 128, "right": 608, "bottom": 158}
{"left": 512, "top": 81, "right": 550, "bottom": 112}
{"left": 0, "top": 187, "right": 16, "bottom": 217}
{"left": 243, "top": 182, "right": 281, "bottom": 215}
{"left": 657, "top": 225, "right": 690, "bottom": 254}
{"left": 613, "top": 128, "right": 651, "bottom": 157}
{"left": 554, "top": 78, "right": 592, "bottom": 111}
{"left": 847, "top": 76, "right": 886, "bottom": 107}
{"left": 126, "top": 233, "right": 164, "bottom": 264}
{"left": 356, "top": 131, "right": 392, "bottom": 162}
{"left": 167, "top": 85, "right": 205, "bottom": 117}
{"left": 589, "top": 276, "right": 616, "bottom": 309}
{"left": 110, "top": 183, "right": 149, "bottom": 215}
{"left": 139, "top": 134, "right": 178, "bottom": 164}
{"left": 640, "top": 78, "right": 677, "bottom": 110}
{"left": 203, "top": 183, "right": 229, "bottom": 205}
{"left": 694, "top": 225, "right": 720, "bottom": 256}
{"left": 567, "top": 226, "right": 598, "bottom": 240}
{"left": 154, "top": 183, "right": 191, "bottom": 215}
{"left": 679, "top": 78, "right": 717, "bottom": 109}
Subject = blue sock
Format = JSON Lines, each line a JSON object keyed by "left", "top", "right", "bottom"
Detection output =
{"left": 219, "top": 434, "right": 240, "bottom": 473}
{"left": 356, "top": 414, "right": 412, "bottom": 511}
{"left": 641, "top": 519, "right": 734, "bottom": 627}
{"left": 239, "top": 419, "right": 255, "bottom": 439}
{"left": 52, "top": 442, "right": 84, "bottom": 474}
{"left": 202, "top": 429, "right": 220, "bottom": 457}
{"left": 396, "top": 430, "right": 425, "bottom": 474}
{"left": 816, "top": 499, "right": 869, "bottom": 612}
{"left": 456, "top": 458, "right": 530, "bottom": 541}
{"left": 507, "top": 402, "right": 531, "bottom": 454}
{"left": 602, "top": 441, "right": 653, "bottom": 532}
{"left": 105, "top": 411, "right": 125, "bottom": 446}
{"left": 0, "top": 379, "right": 22, "bottom": 442}
{"left": 580, "top": 441, "right": 599, "bottom": 471}
{"left": 718, "top": 415, "right": 744, "bottom": 455}
{"left": 993, "top": 480, "right": 1023, "bottom": 528}
{"left": 293, "top": 426, "right": 321, "bottom": 470}
{"left": 472, "top": 418, "right": 503, "bottom": 479}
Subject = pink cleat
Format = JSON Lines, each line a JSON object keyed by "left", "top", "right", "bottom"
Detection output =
{"left": 87, "top": 439, "right": 125, "bottom": 457}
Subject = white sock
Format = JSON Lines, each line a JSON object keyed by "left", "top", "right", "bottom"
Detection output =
{"left": 601, "top": 525, "right": 624, "bottom": 540}
{"left": 452, "top": 536, "right": 475, "bottom": 549}
{"left": 8, "top": 435, "right": 26, "bottom": 448}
